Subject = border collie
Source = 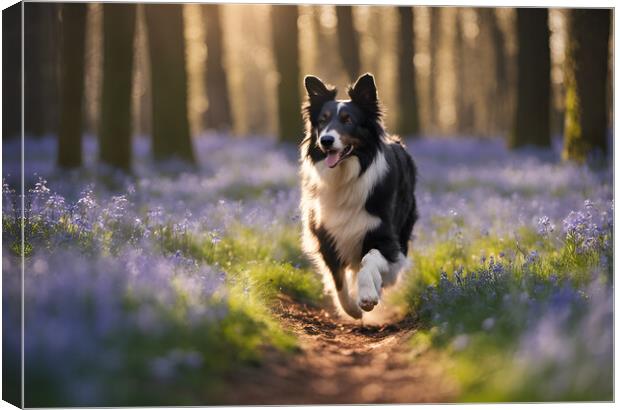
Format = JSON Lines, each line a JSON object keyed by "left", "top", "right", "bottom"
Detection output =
{"left": 299, "top": 73, "right": 418, "bottom": 319}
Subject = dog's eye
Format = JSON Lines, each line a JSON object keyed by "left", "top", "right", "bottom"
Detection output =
{"left": 340, "top": 114, "right": 352, "bottom": 125}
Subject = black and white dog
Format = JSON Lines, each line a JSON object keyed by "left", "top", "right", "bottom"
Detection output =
{"left": 299, "top": 73, "right": 418, "bottom": 319}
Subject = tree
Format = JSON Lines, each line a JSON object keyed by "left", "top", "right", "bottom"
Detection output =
{"left": 335, "top": 6, "right": 360, "bottom": 82}
{"left": 202, "top": 4, "right": 232, "bottom": 131}
{"left": 563, "top": 9, "right": 611, "bottom": 162}
{"left": 271, "top": 5, "right": 303, "bottom": 141}
{"left": 453, "top": 9, "right": 472, "bottom": 134}
{"left": 428, "top": 7, "right": 440, "bottom": 131}
{"left": 25, "top": 3, "right": 60, "bottom": 138}
{"left": 57, "top": 4, "right": 87, "bottom": 168}
{"left": 396, "top": 7, "right": 420, "bottom": 136}
{"left": 99, "top": 4, "right": 136, "bottom": 170}
{"left": 478, "top": 7, "right": 508, "bottom": 133}
{"left": 509, "top": 8, "right": 550, "bottom": 148}
{"left": 3, "top": 3, "right": 21, "bottom": 141}
{"left": 144, "top": 4, "right": 195, "bottom": 163}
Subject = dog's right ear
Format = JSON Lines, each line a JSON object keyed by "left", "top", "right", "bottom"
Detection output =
{"left": 302, "top": 75, "right": 337, "bottom": 125}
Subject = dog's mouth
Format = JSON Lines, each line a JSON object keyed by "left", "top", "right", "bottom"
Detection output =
{"left": 325, "top": 145, "right": 353, "bottom": 168}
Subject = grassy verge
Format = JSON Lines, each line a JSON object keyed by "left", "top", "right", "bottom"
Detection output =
{"left": 400, "top": 212, "right": 612, "bottom": 401}
{"left": 8, "top": 197, "right": 323, "bottom": 405}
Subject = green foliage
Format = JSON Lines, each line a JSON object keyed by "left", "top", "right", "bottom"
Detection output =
{"left": 161, "top": 224, "right": 322, "bottom": 306}
{"left": 402, "top": 225, "right": 612, "bottom": 401}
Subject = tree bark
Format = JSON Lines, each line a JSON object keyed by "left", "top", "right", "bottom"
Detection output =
{"left": 2, "top": 3, "right": 22, "bottom": 141}
{"left": 396, "top": 7, "right": 420, "bottom": 137}
{"left": 144, "top": 4, "right": 194, "bottom": 163}
{"left": 509, "top": 8, "right": 551, "bottom": 148}
{"left": 336, "top": 6, "right": 361, "bottom": 82}
{"left": 57, "top": 4, "right": 87, "bottom": 168}
{"left": 202, "top": 4, "right": 232, "bottom": 131}
{"left": 99, "top": 4, "right": 136, "bottom": 170}
{"left": 563, "top": 9, "right": 611, "bottom": 162}
{"left": 478, "top": 7, "right": 508, "bottom": 134}
{"left": 25, "top": 3, "right": 60, "bottom": 138}
{"left": 453, "top": 9, "right": 468, "bottom": 134}
{"left": 428, "top": 7, "right": 440, "bottom": 131}
{"left": 271, "top": 5, "right": 303, "bottom": 142}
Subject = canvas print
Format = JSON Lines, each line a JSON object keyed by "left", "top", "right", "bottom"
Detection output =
{"left": 2, "top": 2, "right": 613, "bottom": 406}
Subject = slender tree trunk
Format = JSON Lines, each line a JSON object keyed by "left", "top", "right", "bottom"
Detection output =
{"left": 509, "top": 8, "right": 551, "bottom": 148}
{"left": 144, "top": 4, "right": 194, "bottom": 163}
{"left": 563, "top": 9, "right": 611, "bottom": 162}
{"left": 336, "top": 6, "right": 360, "bottom": 82}
{"left": 428, "top": 7, "right": 440, "bottom": 132}
{"left": 57, "top": 4, "right": 87, "bottom": 168}
{"left": 202, "top": 4, "right": 232, "bottom": 131}
{"left": 478, "top": 7, "right": 508, "bottom": 134}
{"left": 397, "top": 7, "right": 420, "bottom": 137}
{"left": 99, "top": 4, "right": 136, "bottom": 170}
{"left": 2, "top": 3, "right": 22, "bottom": 141}
{"left": 453, "top": 9, "right": 468, "bottom": 134}
{"left": 271, "top": 5, "right": 303, "bottom": 142}
{"left": 25, "top": 3, "right": 60, "bottom": 138}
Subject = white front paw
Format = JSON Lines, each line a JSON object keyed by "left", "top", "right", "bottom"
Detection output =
{"left": 357, "top": 268, "right": 381, "bottom": 312}
{"left": 358, "top": 287, "right": 379, "bottom": 311}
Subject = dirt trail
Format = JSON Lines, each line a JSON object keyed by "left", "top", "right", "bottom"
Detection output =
{"left": 217, "top": 296, "right": 458, "bottom": 404}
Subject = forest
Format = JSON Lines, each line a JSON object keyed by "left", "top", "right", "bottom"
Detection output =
{"left": 2, "top": 3, "right": 614, "bottom": 406}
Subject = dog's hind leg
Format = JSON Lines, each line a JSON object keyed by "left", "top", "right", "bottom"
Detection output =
{"left": 337, "top": 269, "right": 363, "bottom": 319}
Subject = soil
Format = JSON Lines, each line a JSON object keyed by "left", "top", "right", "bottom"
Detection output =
{"left": 216, "top": 296, "right": 459, "bottom": 405}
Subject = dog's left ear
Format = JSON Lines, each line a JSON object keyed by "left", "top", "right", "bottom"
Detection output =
{"left": 348, "top": 73, "right": 380, "bottom": 117}
{"left": 303, "top": 75, "right": 337, "bottom": 125}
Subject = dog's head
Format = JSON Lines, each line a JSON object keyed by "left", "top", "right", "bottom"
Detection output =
{"left": 302, "top": 73, "right": 384, "bottom": 170}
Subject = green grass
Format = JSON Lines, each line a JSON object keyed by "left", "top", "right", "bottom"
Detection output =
{"left": 400, "top": 224, "right": 612, "bottom": 402}
{"left": 160, "top": 223, "right": 323, "bottom": 306}
{"left": 17, "top": 212, "right": 324, "bottom": 406}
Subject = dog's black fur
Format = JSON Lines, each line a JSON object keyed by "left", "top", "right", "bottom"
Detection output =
{"left": 300, "top": 73, "right": 418, "bottom": 317}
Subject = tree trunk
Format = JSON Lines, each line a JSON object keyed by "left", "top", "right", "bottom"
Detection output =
{"left": 478, "top": 7, "right": 508, "bottom": 134}
{"left": 563, "top": 9, "right": 611, "bottom": 162}
{"left": 509, "top": 8, "right": 551, "bottom": 148}
{"left": 99, "top": 4, "right": 136, "bottom": 171}
{"left": 396, "top": 7, "right": 420, "bottom": 137}
{"left": 271, "top": 5, "right": 303, "bottom": 142}
{"left": 202, "top": 4, "right": 232, "bottom": 132}
{"left": 57, "top": 4, "right": 87, "bottom": 168}
{"left": 336, "top": 6, "right": 360, "bottom": 82}
{"left": 144, "top": 4, "right": 194, "bottom": 163}
{"left": 453, "top": 9, "right": 471, "bottom": 134}
{"left": 2, "top": 3, "right": 22, "bottom": 141}
{"left": 25, "top": 3, "right": 60, "bottom": 138}
{"left": 428, "top": 7, "right": 440, "bottom": 132}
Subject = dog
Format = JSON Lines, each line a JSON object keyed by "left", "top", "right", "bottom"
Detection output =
{"left": 299, "top": 73, "right": 418, "bottom": 319}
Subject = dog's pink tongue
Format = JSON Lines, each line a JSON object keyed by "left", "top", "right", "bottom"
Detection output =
{"left": 326, "top": 151, "right": 340, "bottom": 168}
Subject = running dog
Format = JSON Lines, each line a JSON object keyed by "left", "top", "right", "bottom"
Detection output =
{"left": 299, "top": 73, "right": 418, "bottom": 319}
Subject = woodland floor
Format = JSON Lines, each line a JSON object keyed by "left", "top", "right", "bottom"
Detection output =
{"left": 216, "top": 296, "right": 459, "bottom": 405}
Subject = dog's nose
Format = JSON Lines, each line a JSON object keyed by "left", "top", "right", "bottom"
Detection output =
{"left": 320, "top": 135, "right": 335, "bottom": 148}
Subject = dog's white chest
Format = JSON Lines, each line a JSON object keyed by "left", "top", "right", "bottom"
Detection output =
{"left": 302, "top": 153, "right": 388, "bottom": 268}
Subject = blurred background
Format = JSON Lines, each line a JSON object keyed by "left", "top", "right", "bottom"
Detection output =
{"left": 3, "top": 3, "right": 613, "bottom": 170}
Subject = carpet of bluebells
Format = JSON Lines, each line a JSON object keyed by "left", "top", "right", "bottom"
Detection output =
{"left": 3, "top": 134, "right": 613, "bottom": 404}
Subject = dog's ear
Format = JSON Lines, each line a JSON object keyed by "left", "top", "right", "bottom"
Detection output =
{"left": 302, "top": 75, "right": 337, "bottom": 125}
{"left": 348, "top": 73, "right": 381, "bottom": 118}
{"left": 304, "top": 76, "right": 335, "bottom": 100}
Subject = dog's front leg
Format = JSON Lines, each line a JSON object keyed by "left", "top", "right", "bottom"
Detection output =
{"left": 357, "top": 249, "right": 389, "bottom": 311}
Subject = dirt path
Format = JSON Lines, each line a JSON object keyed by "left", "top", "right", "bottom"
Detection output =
{"left": 217, "top": 296, "right": 459, "bottom": 404}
